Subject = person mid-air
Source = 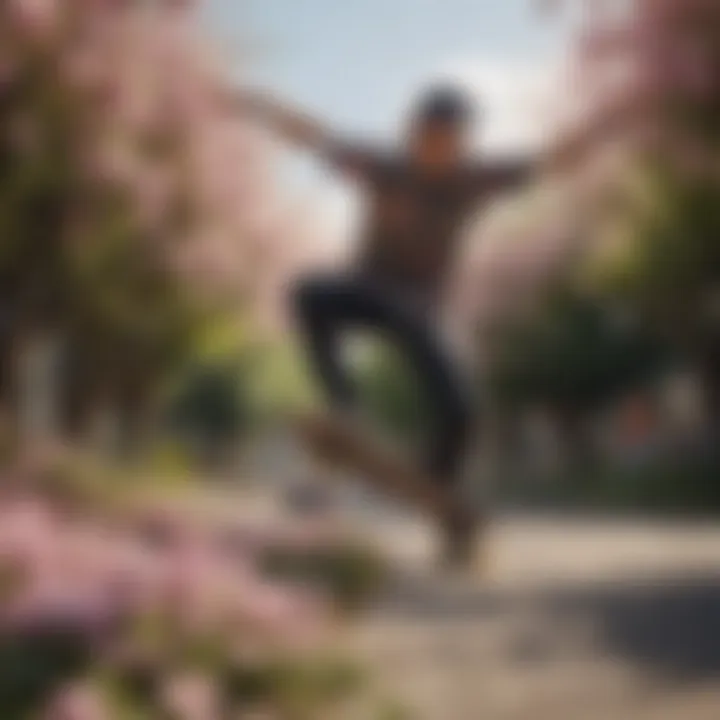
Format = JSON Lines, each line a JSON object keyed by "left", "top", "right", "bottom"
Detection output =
{"left": 231, "top": 83, "right": 574, "bottom": 567}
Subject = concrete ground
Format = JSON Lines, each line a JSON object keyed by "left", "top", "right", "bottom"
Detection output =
{"left": 195, "top": 477, "right": 720, "bottom": 720}
{"left": 344, "top": 513, "right": 720, "bottom": 720}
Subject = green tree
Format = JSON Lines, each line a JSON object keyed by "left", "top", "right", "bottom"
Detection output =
{"left": 0, "top": 2, "right": 268, "bottom": 455}
{"left": 486, "top": 288, "right": 667, "bottom": 471}
{"left": 589, "top": 164, "right": 720, "bottom": 432}
{"left": 167, "top": 359, "right": 250, "bottom": 468}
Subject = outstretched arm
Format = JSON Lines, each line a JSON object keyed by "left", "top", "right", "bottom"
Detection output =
{"left": 481, "top": 125, "right": 604, "bottom": 194}
{"left": 220, "top": 86, "right": 379, "bottom": 178}
{"left": 220, "top": 87, "right": 334, "bottom": 152}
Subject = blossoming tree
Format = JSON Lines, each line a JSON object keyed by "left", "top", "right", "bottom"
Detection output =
{"left": 0, "top": 0, "right": 289, "bottom": 449}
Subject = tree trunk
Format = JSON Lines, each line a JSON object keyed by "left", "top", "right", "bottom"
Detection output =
{"left": 0, "top": 322, "right": 21, "bottom": 458}
{"left": 115, "top": 379, "right": 159, "bottom": 461}
{"left": 699, "top": 341, "right": 720, "bottom": 444}
{"left": 57, "top": 343, "right": 109, "bottom": 448}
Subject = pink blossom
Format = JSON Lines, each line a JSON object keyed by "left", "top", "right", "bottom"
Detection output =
{"left": 0, "top": 498, "right": 59, "bottom": 571}
{"left": 161, "top": 672, "right": 220, "bottom": 720}
{"left": 44, "top": 682, "right": 109, "bottom": 720}
{"left": 7, "top": 0, "right": 60, "bottom": 40}
{"left": 4, "top": 584, "right": 121, "bottom": 636}
{"left": 0, "top": 490, "right": 332, "bottom": 710}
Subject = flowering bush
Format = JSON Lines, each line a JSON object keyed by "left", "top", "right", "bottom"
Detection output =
{"left": 0, "top": 442, "right": 391, "bottom": 719}
{"left": 0, "top": 493, "right": 333, "bottom": 716}
{"left": 127, "top": 499, "right": 390, "bottom": 616}
{"left": 0, "top": 453, "right": 394, "bottom": 720}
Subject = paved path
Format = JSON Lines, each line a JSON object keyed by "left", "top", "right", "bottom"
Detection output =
{"left": 197, "top": 481, "right": 720, "bottom": 720}
{"left": 341, "top": 513, "right": 720, "bottom": 720}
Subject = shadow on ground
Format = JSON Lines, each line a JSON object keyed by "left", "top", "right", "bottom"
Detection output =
{"left": 376, "top": 570, "right": 720, "bottom": 682}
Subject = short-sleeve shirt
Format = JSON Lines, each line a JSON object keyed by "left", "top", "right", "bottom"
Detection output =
{"left": 325, "top": 141, "right": 529, "bottom": 303}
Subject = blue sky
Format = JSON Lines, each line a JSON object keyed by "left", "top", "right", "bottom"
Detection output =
{"left": 204, "top": 0, "right": 569, "bottom": 147}
{"left": 202, "top": 1, "right": 573, "bottom": 241}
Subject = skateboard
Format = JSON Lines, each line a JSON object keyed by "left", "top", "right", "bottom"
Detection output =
{"left": 292, "top": 411, "right": 485, "bottom": 570}
{"left": 292, "top": 412, "right": 457, "bottom": 520}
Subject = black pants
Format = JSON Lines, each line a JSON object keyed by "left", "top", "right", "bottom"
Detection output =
{"left": 292, "top": 272, "right": 474, "bottom": 486}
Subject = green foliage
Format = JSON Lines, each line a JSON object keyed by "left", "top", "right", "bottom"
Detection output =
{"left": 606, "top": 453, "right": 720, "bottom": 512}
{"left": 222, "top": 657, "right": 366, "bottom": 718}
{"left": 113, "top": 607, "right": 369, "bottom": 719}
{"left": 0, "top": 50, "right": 80, "bottom": 322}
{"left": 486, "top": 289, "right": 667, "bottom": 414}
{"left": 0, "top": 620, "right": 369, "bottom": 720}
{"left": 26, "top": 446, "right": 127, "bottom": 515}
{"left": 0, "top": 625, "right": 95, "bottom": 719}
{"left": 506, "top": 450, "right": 720, "bottom": 514}
{"left": 261, "top": 542, "right": 390, "bottom": 614}
{"left": 355, "top": 341, "right": 430, "bottom": 443}
{"left": 0, "top": 24, "right": 220, "bottom": 447}
{"left": 374, "top": 701, "right": 414, "bottom": 720}
{"left": 67, "top": 189, "right": 207, "bottom": 371}
{"left": 167, "top": 359, "right": 251, "bottom": 463}
{"left": 590, "top": 162, "right": 720, "bottom": 348}
{"left": 247, "top": 339, "right": 317, "bottom": 417}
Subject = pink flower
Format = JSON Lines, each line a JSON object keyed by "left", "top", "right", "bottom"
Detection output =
{"left": 8, "top": 0, "right": 60, "bottom": 40}
{"left": 0, "top": 499, "right": 58, "bottom": 572}
{"left": 44, "top": 682, "right": 109, "bottom": 720}
{"left": 161, "top": 672, "right": 220, "bottom": 720}
{"left": 3, "top": 583, "right": 123, "bottom": 638}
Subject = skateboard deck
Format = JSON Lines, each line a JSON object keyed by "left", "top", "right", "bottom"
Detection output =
{"left": 292, "top": 412, "right": 455, "bottom": 519}
{"left": 293, "top": 412, "right": 486, "bottom": 572}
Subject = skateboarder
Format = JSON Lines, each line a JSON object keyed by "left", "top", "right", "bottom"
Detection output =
{"left": 228, "top": 83, "right": 572, "bottom": 566}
